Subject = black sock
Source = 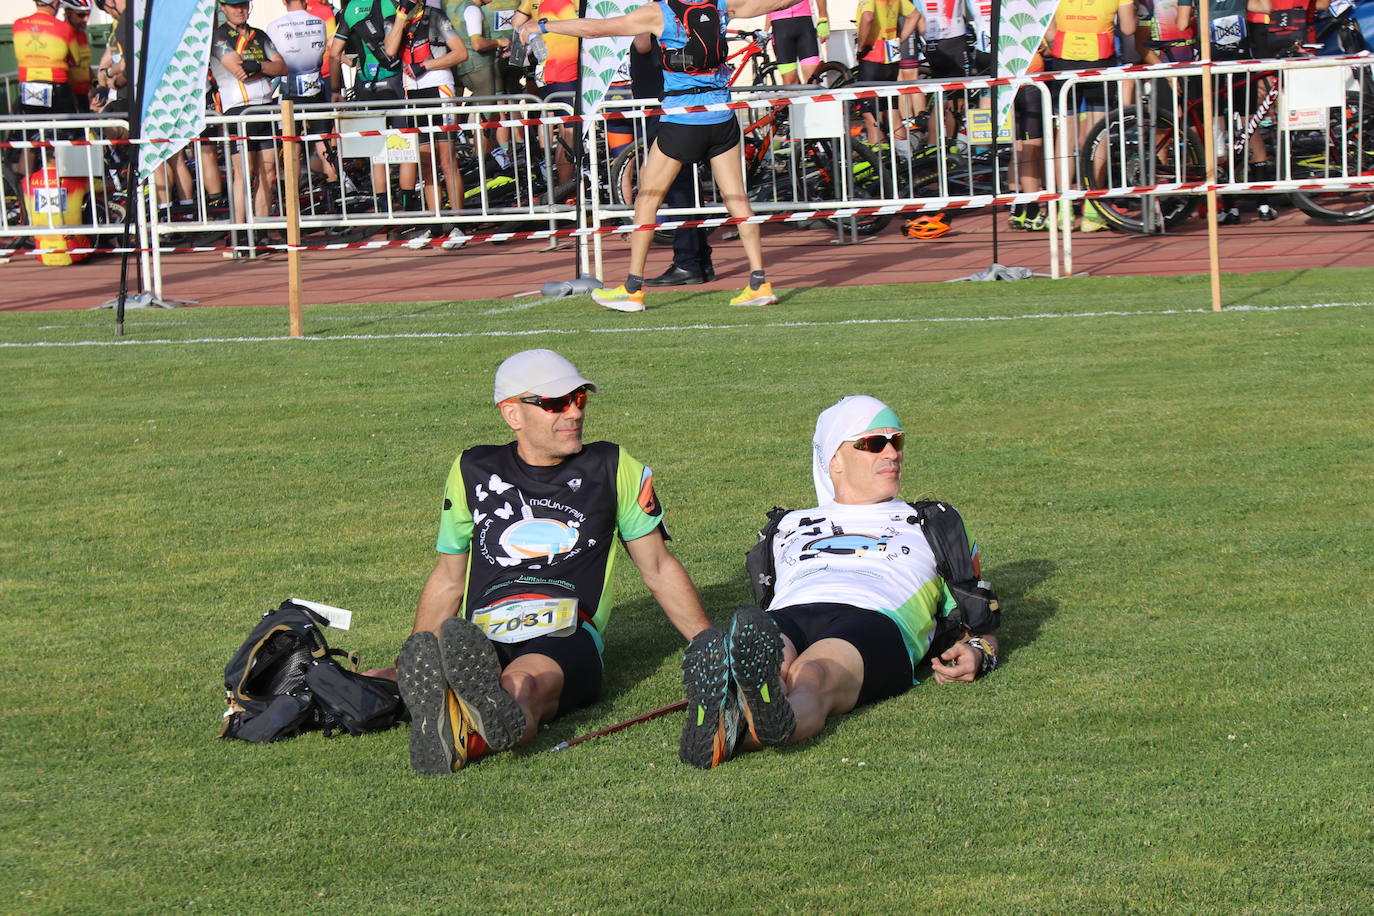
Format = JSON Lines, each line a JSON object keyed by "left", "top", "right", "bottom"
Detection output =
{"left": 750, "top": 269, "right": 766, "bottom": 288}
{"left": 626, "top": 274, "right": 643, "bottom": 293}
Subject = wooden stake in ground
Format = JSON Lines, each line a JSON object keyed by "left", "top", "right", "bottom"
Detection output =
{"left": 1197, "top": 0, "right": 1223, "bottom": 311}
{"left": 281, "top": 99, "right": 304, "bottom": 336}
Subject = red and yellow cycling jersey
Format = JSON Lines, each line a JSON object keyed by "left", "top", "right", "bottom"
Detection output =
{"left": 518, "top": 0, "right": 577, "bottom": 84}
{"left": 856, "top": 0, "right": 915, "bottom": 63}
{"left": 70, "top": 27, "right": 92, "bottom": 94}
{"left": 306, "top": 0, "right": 338, "bottom": 78}
{"left": 14, "top": 9, "right": 80, "bottom": 83}
{"left": 1049, "top": 0, "right": 1125, "bottom": 61}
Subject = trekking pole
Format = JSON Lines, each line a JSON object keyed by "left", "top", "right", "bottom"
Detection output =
{"left": 548, "top": 700, "right": 688, "bottom": 751}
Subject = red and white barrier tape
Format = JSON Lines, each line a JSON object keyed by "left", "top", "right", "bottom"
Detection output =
{"left": 4, "top": 177, "right": 1371, "bottom": 259}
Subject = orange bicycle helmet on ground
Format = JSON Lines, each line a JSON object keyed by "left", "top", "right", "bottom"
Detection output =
{"left": 903, "top": 212, "right": 952, "bottom": 239}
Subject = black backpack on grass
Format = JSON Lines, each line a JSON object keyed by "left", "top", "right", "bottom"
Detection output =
{"left": 219, "top": 600, "right": 406, "bottom": 743}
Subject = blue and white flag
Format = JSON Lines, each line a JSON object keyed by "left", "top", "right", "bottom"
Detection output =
{"left": 136, "top": 0, "right": 216, "bottom": 181}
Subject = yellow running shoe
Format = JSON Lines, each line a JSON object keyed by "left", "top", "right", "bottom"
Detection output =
{"left": 1079, "top": 201, "right": 1109, "bottom": 233}
{"left": 729, "top": 282, "right": 777, "bottom": 307}
{"left": 591, "top": 284, "right": 645, "bottom": 312}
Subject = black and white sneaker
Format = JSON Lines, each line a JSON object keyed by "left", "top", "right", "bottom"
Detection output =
{"left": 679, "top": 627, "right": 740, "bottom": 769}
{"left": 438, "top": 617, "right": 526, "bottom": 753}
{"left": 396, "top": 631, "right": 463, "bottom": 774}
{"left": 727, "top": 605, "right": 795, "bottom": 746}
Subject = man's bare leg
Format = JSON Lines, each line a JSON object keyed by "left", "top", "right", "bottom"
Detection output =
{"left": 627, "top": 142, "right": 685, "bottom": 278}
{"left": 499, "top": 653, "right": 564, "bottom": 746}
{"left": 738, "top": 636, "right": 863, "bottom": 749}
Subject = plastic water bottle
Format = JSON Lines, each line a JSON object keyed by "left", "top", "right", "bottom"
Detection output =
{"left": 527, "top": 34, "right": 548, "bottom": 64}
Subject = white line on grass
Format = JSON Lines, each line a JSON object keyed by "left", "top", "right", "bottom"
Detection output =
{"left": 4, "top": 301, "right": 1371, "bottom": 349}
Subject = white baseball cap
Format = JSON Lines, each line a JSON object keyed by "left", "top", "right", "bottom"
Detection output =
{"left": 493, "top": 349, "right": 598, "bottom": 404}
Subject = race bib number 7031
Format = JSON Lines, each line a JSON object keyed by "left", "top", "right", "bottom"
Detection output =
{"left": 472, "top": 597, "right": 578, "bottom": 644}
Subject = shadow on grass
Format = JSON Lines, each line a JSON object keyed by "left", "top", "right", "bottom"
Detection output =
{"left": 1221, "top": 268, "right": 1309, "bottom": 309}
{"left": 311, "top": 300, "right": 460, "bottom": 336}
{"left": 756, "top": 557, "right": 1058, "bottom": 758}
{"left": 515, "top": 580, "right": 748, "bottom": 754}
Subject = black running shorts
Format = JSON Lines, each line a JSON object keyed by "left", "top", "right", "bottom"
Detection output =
{"left": 654, "top": 117, "right": 740, "bottom": 164}
{"left": 223, "top": 104, "right": 277, "bottom": 152}
{"left": 772, "top": 16, "right": 820, "bottom": 66}
{"left": 768, "top": 603, "right": 913, "bottom": 706}
{"left": 925, "top": 36, "right": 969, "bottom": 79}
{"left": 492, "top": 623, "right": 603, "bottom": 717}
{"left": 1014, "top": 84, "right": 1043, "bottom": 140}
{"left": 1044, "top": 55, "right": 1119, "bottom": 112}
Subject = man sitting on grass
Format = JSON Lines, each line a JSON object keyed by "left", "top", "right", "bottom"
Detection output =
{"left": 679, "top": 395, "right": 1001, "bottom": 768}
{"left": 395, "top": 348, "right": 713, "bottom": 774}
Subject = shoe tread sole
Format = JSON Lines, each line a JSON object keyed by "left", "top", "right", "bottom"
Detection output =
{"left": 397, "top": 632, "right": 459, "bottom": 774}
{"left": 729, "top": 606, "right": 795, "bottom": 746}
{"left": 679, "top": 627, "right": 734, "bottom": 769}
{"left": 439, "top": 617, "right": 526, "bottom": 752}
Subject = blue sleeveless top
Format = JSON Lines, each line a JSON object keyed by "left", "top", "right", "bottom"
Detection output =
{"left": 657, "top": 0, "right": 732, "bottom": 125}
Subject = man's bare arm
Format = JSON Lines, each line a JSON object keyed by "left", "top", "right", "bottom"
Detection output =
{"left": 413, "top": 552, "right": 469, "bottom": 636}
{"left": 623, "top": 530, "right": 712, "bottom": 641}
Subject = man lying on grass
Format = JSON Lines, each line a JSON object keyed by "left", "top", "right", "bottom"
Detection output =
{"left": 678, "top": 395, "right": 1002, "bottom": 768}
{"left": 393, "top": 348, "right": 713, "bottom": 774}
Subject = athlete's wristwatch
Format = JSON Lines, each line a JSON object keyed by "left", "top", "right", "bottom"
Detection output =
{"left": 538, "top": 17, "right": 550, "bottom": 33}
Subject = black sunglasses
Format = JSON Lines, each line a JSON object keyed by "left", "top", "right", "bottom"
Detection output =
{"left": 849, "top": 432, "right": 903, "bottom": 453}
{"left": 517, "top": 386, "right": 589, "bottom": 413}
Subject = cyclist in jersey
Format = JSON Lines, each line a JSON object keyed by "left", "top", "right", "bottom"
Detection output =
{"left": 855, "top": 0, "right": 919, "bottom": 145}
{"left": 14, "top": 0, "right": 82, "bottom": 120}
{"left": 60, "top": 0, "right": 92, "bottom": 111}
{"left": 1177, "top": 0, "right": 1276, "bottom": 222}
{"left": 397, "top": 0, "right": 470, "bottom": 251}
{"left": 267, "top": 0, "right": 343, "bottom": 190}
{"left": 768, "top": 0, "right": 829, "bottom": 84}
{"left": 331, "top": 0, "right": 431, "bottom": 221}
{"left": 512, "top": 0, "right": 580, "bottom": 184}
{"left": 519, "top": 0, "right": 808, "bottom": 311}
{"left": 210, "top": 0, "right": 287, "bottom": 233}
{"left": 678, "top": 395, "right": 1002, "bottom": 769}
{"left": 389, "top": 349, "right": 713, "bottom": 774}
{"left": 1044, "top": 0, "right": 1135, "bottom": 231}
{"left": 1133, "top": 0, "right": 1196, "bottom": 62}
{"left": 1255, "top": 0, "right": 1323, "bottom": 56}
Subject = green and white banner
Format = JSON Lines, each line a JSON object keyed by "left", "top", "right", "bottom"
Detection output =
{"left": 137, "top": 0, "right": 216, "bottom": 181}
{"left": 578, "top": 0, "right": 639, "bottom": 130}
{"left": 994, "top": 0, "right": 1057, "bottom": 127}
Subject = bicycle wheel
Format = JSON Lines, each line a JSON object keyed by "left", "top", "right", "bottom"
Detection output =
{"left": 807, "top": 62, "right": 852, "bottom": 90}
{"left": 1289, "top": 89, "right": 1374, "bottom": 224}
{"left": 796, "top": 137, "right": 892, "bottom": 236}
{"left": 751, "top": 62, "right": 781, "bottom": 87}
{"left": 1079, "top": 110, "right": 1204, "bottom": 233}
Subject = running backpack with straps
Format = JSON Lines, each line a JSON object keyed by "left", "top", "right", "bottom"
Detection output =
{"left": 661, "top": 0, "right": 726, "bottom": 74}
{"left": 219, "top": 600, "right": 406, "bottom": 743}
{"left": 744, "top": 500, "right": 1000, "bottom": 657}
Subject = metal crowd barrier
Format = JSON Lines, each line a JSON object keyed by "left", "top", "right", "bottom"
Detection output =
{"left": 1053, "top": 54, "right": 1374, "bottom": 274}
{"left": 143, "top": 95, "right": 582, "bottom": 296}
{"left": 3, "top": 57, "right": 1370, "bottom": 298}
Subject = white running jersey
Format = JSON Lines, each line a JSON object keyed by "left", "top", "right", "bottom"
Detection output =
{"left": 266, "top": 11, "right": 328, "bottom": 98}
{"left": 768, "top": 498, "right": 952, "bottom": 661}
{"left": 923, "top": 0, "right": 968, "bottom": 40}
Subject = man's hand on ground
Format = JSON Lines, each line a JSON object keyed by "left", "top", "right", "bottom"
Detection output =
{"left": 930, "top": 641, "right": 979, "bottom": 683}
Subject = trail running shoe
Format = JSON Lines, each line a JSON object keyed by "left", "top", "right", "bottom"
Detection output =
{"left": 438, "top": 617, "right": 526, "bottom": 753}
{"left": 727, "top": 605, "right": 795, "bottom": 746}
{"left": 441, "top": 226, "right": 470, "bottom": 250}
{"left": 592, "top": 284, "right": 646, "bottom": 312}
{"left": 680, "top": 626, "right": 740, "bottom": 769}
{"left": 397, "top": 630, "right": 465, "bottom": 774}
{"left": 729, "top": 282, "right": 777, "bottom": 307}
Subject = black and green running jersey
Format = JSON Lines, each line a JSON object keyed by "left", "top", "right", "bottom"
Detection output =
{"left": 336, "top": 0, "right": 401, "bottom": 81}
{"left": 435, "top": 441, "right": 667, "bottom": 650}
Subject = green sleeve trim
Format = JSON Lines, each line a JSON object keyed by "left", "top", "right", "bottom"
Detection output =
{"left": 434, "top": 456, "right": 474, "bottom": 555}
{"left": 614, "top": 448, "right": 663, "bottom": 543}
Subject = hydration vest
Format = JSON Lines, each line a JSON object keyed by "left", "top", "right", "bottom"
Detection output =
{"left": 661, "top": 0, "right": 726, "bottom": 74}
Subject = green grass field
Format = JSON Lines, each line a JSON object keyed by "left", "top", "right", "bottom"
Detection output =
{"left": 3, "top": 270, "right": 1372, "bottom": 913}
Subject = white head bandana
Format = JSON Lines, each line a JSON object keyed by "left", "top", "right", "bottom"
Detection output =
{"left": 811, "top": 395, "right": 905, "bottom": 504}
